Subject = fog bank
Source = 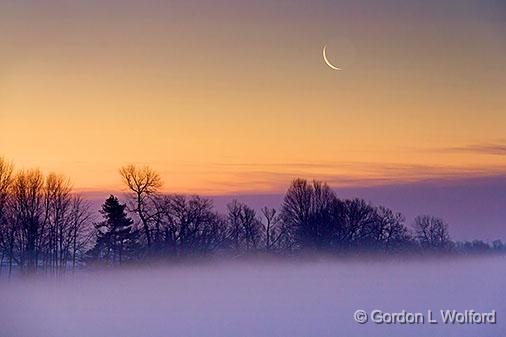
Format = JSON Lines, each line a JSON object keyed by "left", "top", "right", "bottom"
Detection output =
{"left": 1, "top": 257, "right": 505, "bottom": 337}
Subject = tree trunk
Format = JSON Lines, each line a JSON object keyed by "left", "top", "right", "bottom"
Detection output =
{"left": 137, "top": 194, "right": 151, "bottom": 248}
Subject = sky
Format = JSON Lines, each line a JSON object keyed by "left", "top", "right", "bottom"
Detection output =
{"left": 1, "top": 0, "right": 506, "bottom": 194}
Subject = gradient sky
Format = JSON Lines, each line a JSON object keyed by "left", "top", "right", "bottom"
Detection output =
{"left": 1, "top": 0, "right": 506, "bottom": 193}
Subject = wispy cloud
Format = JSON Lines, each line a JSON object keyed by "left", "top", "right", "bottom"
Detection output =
{"left": 156, "top": 161, "right": 506, "bottom": 195}
{"left": 74, "top": 160, "right": 506, "bottom": 195}
{"left": 438, "top": 141, "right": 506, "bottom": 156}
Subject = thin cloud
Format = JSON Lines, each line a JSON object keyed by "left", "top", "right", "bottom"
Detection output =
{"left": 438, "top": 142, "right": 506, "bottom": 156}
{"left": 182, "top": 162, "right": 506, "bottom": 194}
{"left": 75, "top": 160, "right": 506, "bottom": 195}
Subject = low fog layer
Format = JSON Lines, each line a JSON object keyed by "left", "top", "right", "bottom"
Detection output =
{"left": 1, "top": 257, "right": 505, "bottom": 337}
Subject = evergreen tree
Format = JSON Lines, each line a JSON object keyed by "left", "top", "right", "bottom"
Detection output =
{"left": 92, "top": 195, "right": 138, "bottom": 264}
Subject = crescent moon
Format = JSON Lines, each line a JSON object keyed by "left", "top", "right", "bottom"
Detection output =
{"left": 322, "top": 45, "right": 342, "bottom": 71}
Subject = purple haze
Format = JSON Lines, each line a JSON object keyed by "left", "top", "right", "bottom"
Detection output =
{"left": 1, "top": 257, "right": 505, "bottom": 337}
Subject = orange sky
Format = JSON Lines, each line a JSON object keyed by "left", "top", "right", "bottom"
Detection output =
{"left": 1, "top": 1, "right": 505, "bottom": 194}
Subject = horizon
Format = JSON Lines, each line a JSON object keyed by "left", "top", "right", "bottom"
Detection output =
{"left": 66, "top": 172, "right": 506, "bottom": 241}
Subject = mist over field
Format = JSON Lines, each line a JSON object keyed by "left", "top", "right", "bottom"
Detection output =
{"left": 1, "top": 257, "right": 504, "bottom": 337}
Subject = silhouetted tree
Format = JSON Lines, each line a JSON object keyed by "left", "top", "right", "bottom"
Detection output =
{"left": 0, "top": 158, "right": 14, "bottom": 274}
{"left": 226, "top": 200, "right": 262, "bottom": 253}
{"left": 308, "top": 181, "right": 341, "bottom": 249}
{"left": 92, "top": 195, "right": 138, "bottom": 264}
{"left": 281, "top": 179, "right": 340, "bottom": 250}
{"left": 335, "top": 198, "right": 377, "bottom": 248}
{"left": 11, "top": 169, "right": 46, "bottom": 271}
{"left": 369, "top": 206, "right": 412, "bottom": 251}
{"left": 0, "top": 158, "right": 13, "bottom": 220}
{"left": 226, "top": 200, "right": 243, "bottom": 251}
{"left": 413, "top": 215, "right": 451, "bottom": 251}
{"left": 0, "top": 163, "right": 94, "bottom": 274}
{"left": 261, "top": 207, "right": 286, "bottom": 252}
{"left": 120, "top": 165, "right": 162, "bottom": 248}
{"left": 280, "top": 179, "right": 313, "bottom": 249}
{"left": 43, "top": 173, "right": 72, "bottom": 272}
{"left": 68, "top": 196, "right": 93, "bottom": 270}
{"left": 4, "top": 158, "right": 505, "bottom": 270}
{"left": 280, "top": 179, "right": 415, "bottom": 252}
{"left": 240, "top": 204, "right": 262, "bottom": 252}
{"left": 155, "top": 195, "right": 226, "bottom": 255}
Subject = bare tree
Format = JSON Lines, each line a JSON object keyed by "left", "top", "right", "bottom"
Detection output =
{"left": 119, "top": 165, "right": 162, "bottom": 248}
{"left": 261, "top": 207, "right": 285, "bottom": 252}
{"left": 226, "top": 200, "right": 243, "bottom": 251}
{"left": 280, "top": 179, "right": 313, "bottom": 240}
{"left": 0, "top": 158, "right": 14, "bottom": 273}
{"left": 159, "top": 195, "right": 225, "bottom": 255}
{"left": 68, "top": 195, "right": 93, "bottom": 270}
{"left": 370, "top": 206, "right": 412, "bottom": 251}
{"left": 239, "top": 204, "right": 262, "bottom": 252}
{"left": 280, "top": 179, "right": 413, "bottom": 252}
{"left": 336, "top": 198, "right": 377, "bottom": 247}
{"left": 0, "top": 165, "right": 93, "bottom": 274}
{"left": 413, "top": 215, "right": 451, "bottom": 250}
{"left": 43, "top": 173, "right": 72, "bottom": 272}
{"left": 10, "top": 169, "right": 46, "bottom": 271}
{"left": 226, "top": 200, "right": 262, "bottom": 253}
{"left": 280, "top": 179, "right": 338, "bottom": 249}
{"left": 0, "top": 157, "right": 13, "bottom": 215}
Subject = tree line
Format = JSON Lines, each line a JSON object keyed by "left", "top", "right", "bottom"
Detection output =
{"left": 0, "top": 158, "right": 504, "bottom": 273}
{"left": 0, "top": 158, "right": 91, "bottom": 274}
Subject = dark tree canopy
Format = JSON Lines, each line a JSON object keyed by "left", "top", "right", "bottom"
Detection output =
{"left": 91, "top": 195, "right": 138, "bottom": 263}
{"left": 281, "top": 179, "right": 340, "bottom": 250}
{"left": 280, "top": 179, "right": 413, "bottom": 252}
